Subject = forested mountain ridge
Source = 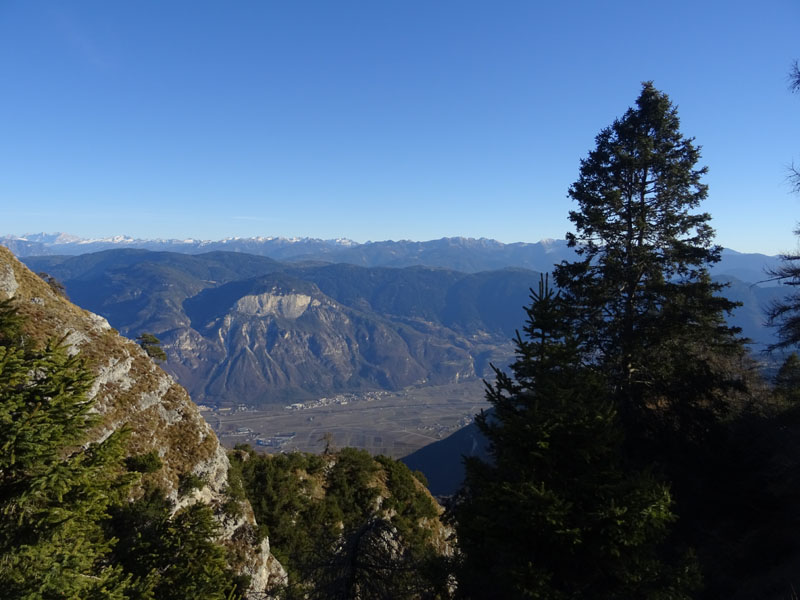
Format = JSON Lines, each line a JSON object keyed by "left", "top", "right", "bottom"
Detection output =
{"left": 230, "top": 446, "right": 454, "bottom": 599}
{"left": 0, "top": 246, "right": 285, "bottom": 598}
{"left": 19, "top": 248, "right": 786, "bottom": 406}
{"left": 21, "top": 250, "right": 531, "bottom": 404}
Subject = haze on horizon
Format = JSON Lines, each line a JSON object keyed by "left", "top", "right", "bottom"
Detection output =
{"left": 1, "top": 1, "right": 798, "bottom": 255}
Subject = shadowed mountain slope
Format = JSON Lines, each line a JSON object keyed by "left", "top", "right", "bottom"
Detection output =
{"left": 401, "top": 419, "right": 489, "bottom": 497}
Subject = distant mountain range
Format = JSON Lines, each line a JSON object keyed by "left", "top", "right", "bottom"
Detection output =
{"left": 1, "top": 232, "right": 783, "bottom": 282}
{"left": 15, "top": 246, "right": 788, "bottom": 408}
{"left": 20, "top": 250, "right": 532, "bottom": 405}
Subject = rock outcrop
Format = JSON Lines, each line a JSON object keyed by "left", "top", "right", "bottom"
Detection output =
{"left": 173, "top": 275, "right": 484, "bottom": 403}
{"left": 0, "top": 246, "right": 285, "bottom": 598}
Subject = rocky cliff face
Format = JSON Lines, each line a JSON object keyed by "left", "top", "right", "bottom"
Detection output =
{"left": 172, "top": 276, "right": 484, "bottom": 403}
{"left": 0, "top": 246, "right": 285, "bottom": 598}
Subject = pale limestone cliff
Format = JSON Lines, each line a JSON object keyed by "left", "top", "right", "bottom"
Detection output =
{"left": 234, "top": 290, "right": 318, "bottom": 319}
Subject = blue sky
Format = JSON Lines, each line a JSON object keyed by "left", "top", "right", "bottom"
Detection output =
{"left": 1, "top": 1, "right": 798, "bottom": 254}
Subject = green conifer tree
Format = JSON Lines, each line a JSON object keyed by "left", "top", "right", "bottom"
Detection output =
{"left": 546, "top": 82, "right": 755, "bottom": 596}
{"left": 107, "top": 490, "right": 241, "bottom": 600}
{"left": 453, "top": 277, "right": 698, "bottom": 599}
{"left": 136, "top": 333, "right": 167, "bottom": 362}
{"left": 0, "top": 299, "right": 245, "bottom": 599}
{"left": 554, "top": 82, "right": 744, "bottom": 444}
{"left": 0, "top": 300, "right": 133, "bottom": 599}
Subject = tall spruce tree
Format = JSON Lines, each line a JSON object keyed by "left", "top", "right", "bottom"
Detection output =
{"left": 453, "top": 277, "right": 698, "bottom": 599}
{"left": 554, "top": 82, "right": 743, "bottom": 444}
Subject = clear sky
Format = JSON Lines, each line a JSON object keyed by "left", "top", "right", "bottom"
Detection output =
{"left": 1, "top": 1, "right": 798, "bottom": 254}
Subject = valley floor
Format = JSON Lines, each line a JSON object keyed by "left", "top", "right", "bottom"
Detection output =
{"left": 203, "top": 380, "right": 488, "bottom": 458}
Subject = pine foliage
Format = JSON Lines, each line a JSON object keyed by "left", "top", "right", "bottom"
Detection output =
{"left": 453, "top": 277, "right": 697, "bottom": 599}
{"left": 136, "top": 333, "right": 167, "bottom": 363}
{"left": 0, "top": 299, "right": 242, "bottom": 599}
{"left": 0, "top": 301, "right": 133, "bottom": 599}
{"left": 107, "top": 491, "right": 241, "bottom": 600}
{"left": 554, "top": 82, "right": 744, "bottom": 443}
{"left": 231, "top": 447, "right": 449, "bottom": 599}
